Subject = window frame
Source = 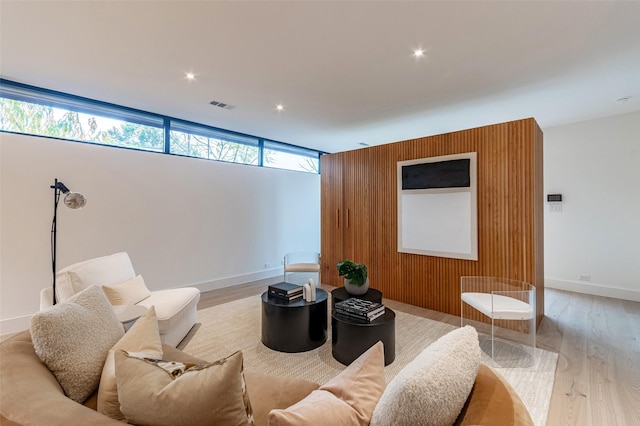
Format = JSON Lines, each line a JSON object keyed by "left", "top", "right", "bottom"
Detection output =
{"left": 0, "top": 78, "right": 324, "bottom": 173}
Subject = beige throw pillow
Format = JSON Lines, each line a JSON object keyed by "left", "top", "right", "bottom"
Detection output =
{"left": 30, "top": 285, "right": 125, "bottom": 403}
{"left": 97, "top": 305, "right": 161, "bottom": 420}
{"left": 268, "top": 341, "right": 386, "bottom": 426}
{"left": 115, "top": 350, "right": 254, "bottom": 426}
{"left": 370, "top": 326, "right": 481, "bottom": 426}
{"left": 101, "top": 274, "right": 151, "bottom": 305}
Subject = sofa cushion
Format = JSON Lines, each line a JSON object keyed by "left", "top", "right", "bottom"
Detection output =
{"left": 97, "top": 305, "right": 162, "bottom": 420}
{"left": 268, "top": 341, "right": 385, "bottom": 426}
{"left": 455, "top": 364, "right": 534, "bottom": 426}
{"left": 30, "top": 286, "right": 125, "bottom": 403}
{"left": 101, "top": 274, "right": 151, "bottom": 305}
{"left": 115, "top": 349, "right": 254, "bottom": 426}
{"left": 136, "top": 287, "right": 200, "bottom": 334}
{"left": 370, "top": 326, "right": 481, "bottom": 426}
{"left": 55, "top": 252, "right": 135, "bottom": 302}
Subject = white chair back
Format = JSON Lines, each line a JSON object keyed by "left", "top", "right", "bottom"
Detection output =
{"left": 54, "top": 252, "right": 136, "bottom": 303}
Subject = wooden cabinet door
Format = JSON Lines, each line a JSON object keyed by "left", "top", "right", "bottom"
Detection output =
{"left": 341, "top": 149, "right": 371, "bottom": 270}
{"left": 320, "top": 154, "right": 343, "bottom": 286}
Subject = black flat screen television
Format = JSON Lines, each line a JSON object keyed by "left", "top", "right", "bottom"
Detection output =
{"left": 401, "top": 158, "right": 471, "bottom": 190}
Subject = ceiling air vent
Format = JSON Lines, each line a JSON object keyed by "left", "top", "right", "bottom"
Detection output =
{"left": 209, "top": 100, "right": 236, "bottom": 110}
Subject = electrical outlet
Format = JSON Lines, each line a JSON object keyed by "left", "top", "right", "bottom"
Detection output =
{"left": 264, "top": 263, "right": 271, "bottom": 269}
{"left": 578, "top": 274, "right": 591, "bottom": 282}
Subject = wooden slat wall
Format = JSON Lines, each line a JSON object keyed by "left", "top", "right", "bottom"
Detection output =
{"left": 320, "top": 154, "right": 343, "bottom": 285}
{"left": 320, "top": 118, "right": 545, "bottom": 324}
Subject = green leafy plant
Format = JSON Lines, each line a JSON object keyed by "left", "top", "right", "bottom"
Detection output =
{"left": 336, "top": 259, "right": 368, "bottom": 286}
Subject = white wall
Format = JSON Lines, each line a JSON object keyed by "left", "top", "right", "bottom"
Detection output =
{"left": 544, "top": 111, "right": 640, "bottom": 301}
{"left": 0, "top": 132, "right": 320, "bottom": 333}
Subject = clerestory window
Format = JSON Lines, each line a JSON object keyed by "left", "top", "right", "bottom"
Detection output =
{"left": 0, "top": 79, "right": 322, "bottom": 173}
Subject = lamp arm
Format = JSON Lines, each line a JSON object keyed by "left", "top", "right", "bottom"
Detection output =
{"left": 50, "top": 179, "right": 63, "bottom": 306}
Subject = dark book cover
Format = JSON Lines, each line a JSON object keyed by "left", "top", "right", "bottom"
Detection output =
{"left": 268, "top": 282, "right": 303, "bottom": 296}
{"left": 335, "top": 298, "right": 384, "bottom": 315}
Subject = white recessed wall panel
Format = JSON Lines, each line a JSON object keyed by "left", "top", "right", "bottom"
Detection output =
{"left": 401, "top": 191, "right": 472, "bottom": 254}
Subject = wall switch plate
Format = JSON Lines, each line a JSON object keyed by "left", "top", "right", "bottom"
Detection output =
{"left": 265, "top": 263, "right": 271, "bottom": 269}
{"left": 579, "top": 274, "right": 591, "bottom": 282}
{"left": 549, "top": 204, "right": 562, "bottom": 212}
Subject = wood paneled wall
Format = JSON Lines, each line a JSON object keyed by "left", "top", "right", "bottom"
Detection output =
{"left": 320, "top": 118, "right": 544, "bottom": 325}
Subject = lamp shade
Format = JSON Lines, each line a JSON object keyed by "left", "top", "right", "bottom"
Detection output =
{"left": 63, "top": 192, "right": 87, "bottom": 209}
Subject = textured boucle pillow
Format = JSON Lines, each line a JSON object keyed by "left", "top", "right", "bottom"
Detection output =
{"left": 370, "top": 326, "right": 481, "bottom": 426}
{"left": 30, "top": 285, "right": 125, "bottom": 403}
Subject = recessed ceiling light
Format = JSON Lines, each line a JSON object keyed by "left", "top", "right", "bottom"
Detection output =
{"left": 614, "top": 97, "right": 630, "bottom": 104}
{"left": 412, "top": 48, "right": 425, "bottom": 58}
{"left": 185, "top": 72, "right": 196, "bottom": 81}
{"left": 359, "top": 142, "right": 370, "bottom": 147}
{"left": 276, "top": 104, "right": 284, "bottom": 111}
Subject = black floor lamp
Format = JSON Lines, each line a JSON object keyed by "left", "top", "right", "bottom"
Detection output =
{"left": 51, "top": 179, "right": 87, "bottom": 305}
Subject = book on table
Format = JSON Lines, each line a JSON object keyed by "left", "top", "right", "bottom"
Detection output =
{"left": 334, "top": 298, "right": 385, "bottom": 321}
{"left": 335, "top": 308, "right": 386, "bottom": 322}
{"left": 268, "top": 282, "right": 303, "bottom": 301}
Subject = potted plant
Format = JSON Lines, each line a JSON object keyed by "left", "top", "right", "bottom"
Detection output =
{"left": 337, "top": 259, "right": 369, "bottom": 295}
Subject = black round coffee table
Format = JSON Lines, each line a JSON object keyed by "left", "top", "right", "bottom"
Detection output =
{"left": 261, "top": 288, "right": 328, "bottom": 353}
{"left": 331, "top": 287, "right": 383, "bottom": 309}
{"left": 331, "top": 308, "right": 396, "bottom": 366}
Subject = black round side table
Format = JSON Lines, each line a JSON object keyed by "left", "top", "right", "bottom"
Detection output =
{"left": 331, "top": 308, "right": 396, "bottom": 366}
{"left": 261, "top": 288, "right": 328, "bottom": 353}
{"left": 331, "top": 287, "right": 382, "bottom": 309}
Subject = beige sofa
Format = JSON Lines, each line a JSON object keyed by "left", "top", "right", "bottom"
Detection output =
{"left": 0, "top": 329, "right": 533, "bottom": 426}
{"left": 0, "top": 330, "right": 322, "bottom": 426}
{"left": 40, "top": 252, "right": 200, "bottom": 347}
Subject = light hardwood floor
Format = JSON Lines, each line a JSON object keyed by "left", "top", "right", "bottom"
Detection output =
{"left": 199, "top": 279, "right": 640, "bottom": 426}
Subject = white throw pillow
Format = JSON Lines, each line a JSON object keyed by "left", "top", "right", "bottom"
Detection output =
{"left": 102, "top": 274, "right": 151, "bottom": 305}
{"left": 370, "top": 326, "right": 481, "bottom": 426}
{"left": 97, "top": 305, "right": 161, "bottom": 420}
{"left": 30, "top": 286, "right": 125, "bottom": 403}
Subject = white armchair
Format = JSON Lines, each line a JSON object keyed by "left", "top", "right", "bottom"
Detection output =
{"left": 40, "top": 252, "right": 200, "bottom": 347}
{"left": 283, "top": 252, "right": 320, "bottom": 286}
{"left": 460, "top": 276, "right": 536, "bottom": 367}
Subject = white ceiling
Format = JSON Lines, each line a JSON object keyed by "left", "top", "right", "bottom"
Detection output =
{"left": 1, "top": 1, "right": 639, "bottom": 153}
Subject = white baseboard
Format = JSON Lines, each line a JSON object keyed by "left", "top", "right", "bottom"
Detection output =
{"left": 545, "top": 278, "right": 640, "bottom": 302}
{"left": 0, "top": 313, "right": 32, "bottom": 337}
{"left": 183, "top": 267, "right": 284, "bottom": 294}
{"left": 0, "top": 268, "right": 285, "bottom": 339}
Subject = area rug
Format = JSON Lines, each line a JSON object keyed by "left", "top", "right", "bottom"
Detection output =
{"left": 180, "top": 295, "right": 557, "bottom": 426}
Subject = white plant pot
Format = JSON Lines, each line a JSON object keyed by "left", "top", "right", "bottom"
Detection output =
{"left": 344, "top": 277, "right": 369, "bottom": 296}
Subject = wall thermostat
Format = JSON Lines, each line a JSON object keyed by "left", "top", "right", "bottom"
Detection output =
{"left": 547, "top": 194, "right": 562, "bottom": 202}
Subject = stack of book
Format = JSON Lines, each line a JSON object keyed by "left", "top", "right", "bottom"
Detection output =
{"left": 268, "top": 282, "right": 303, "bottom": 301}
{"left": 334, "top": 298, "right": 385, "bottom": 322}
